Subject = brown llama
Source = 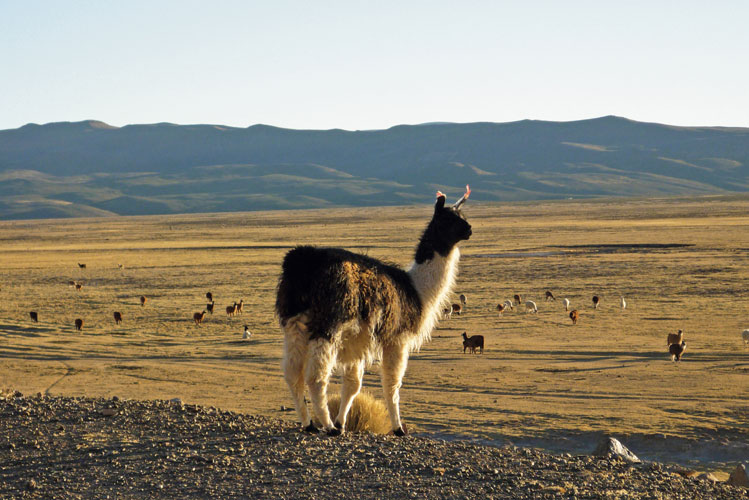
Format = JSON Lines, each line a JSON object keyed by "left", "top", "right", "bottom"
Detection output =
{"left": 462, "top": 332, "right": 484, "bottom": 354}
{"left": 569, "top": 309, "right": 580, "bottom": 325}
{"left": 193, "top": 310, "right": 207, "bottom": 325}
{"left": 29, "top": 311, "right": 38, "bottom": 322}
{"left": 113, "top": 311, "right": 123, "bottom": 325}
{"left": 545, "top": 290, "right": 555, "bottom": 301}
{"left": 75, "top": 318, "right": 83, "bottom": 331}
{"left": 592, "top": 295, "right": 600, "bottom": 309}
{"left": 140, "top": 296, "right": 147, "bottom": 307}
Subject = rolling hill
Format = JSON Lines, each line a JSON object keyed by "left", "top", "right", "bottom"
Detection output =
{"left": 0, "top": 116, "right": 747, "bottom": 219}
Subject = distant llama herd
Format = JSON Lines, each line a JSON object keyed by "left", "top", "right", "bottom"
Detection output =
{"left": 14, "top": 185, "right": 746, "bottom": 438}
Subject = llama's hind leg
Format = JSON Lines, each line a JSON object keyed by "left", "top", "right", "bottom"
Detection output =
{"left": 305, "top": 338, "right": 337, "bottom": 434}
{"left": 282, "top": 324, "right": 313, "bottom": 432}
{"left": 334, "top": 360, "right": 364, "bottom": 434}
{"left": 381, "top": 345, "right": 409, "bottom": 436}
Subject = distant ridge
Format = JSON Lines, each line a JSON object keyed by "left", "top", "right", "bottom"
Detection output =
{"left": 0, "top": 116, "right": 747, "bottom": 219}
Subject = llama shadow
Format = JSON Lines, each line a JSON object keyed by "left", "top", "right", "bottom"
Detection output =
{"left": 0, "top": 324, "right": 53, "bottom": 337}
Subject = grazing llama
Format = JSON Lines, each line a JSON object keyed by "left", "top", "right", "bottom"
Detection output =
{"left": 74, "top": 318, "right": 83, "bottom": 331}
{"left": 562, "top": 298, "right": 570, "bottom": 311}
{"left": 545, "top": 290, "right": 555, "bottom": 301}
{"left": 569, "top": 309, "right": 580, "bottom": 325}
{"left": 592, "top": 295, "right": 600, "bottom": 309}
{"left": 741, "top": 329, "right": 749, "bottom": 346}
{"left": 113, "top": 311, "right": 123, "bottom": 325}
{"left": 140, "top": 296, "right": 147, "bottom": 307}
{"left": 620, "top": 296, "right": 627, "bottom": 310}
{"left": 29, "top": 311, "right": 39, "bottom": 323}
{"left": 276, "top": 187, "right": 472, "bottom": 436}
{"left": 513, "top": 294, "right": 522, "bottom": 306}
{"left": 451, "top": 303, "right": 463, "bottom": 316}
{"left": 459, "top": 294, "right": 467, "bottom": 305}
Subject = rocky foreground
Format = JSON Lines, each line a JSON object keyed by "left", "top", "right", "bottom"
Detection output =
{"left": 0, "top": 392, "right": 746, "bottom": 499}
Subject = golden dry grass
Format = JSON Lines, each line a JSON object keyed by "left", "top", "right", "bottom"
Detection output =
{"left": 1, "top": 196, "right": 747, "bottom": 469}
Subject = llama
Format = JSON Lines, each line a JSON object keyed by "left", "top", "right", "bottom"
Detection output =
{"left": 592, "top": 295, "right": 600, "bottom": 309}
{"left": 669, "top": 341, "right": 686, "bottom": 361}
{"left": 236, "top": 299, "right": 244, "bottom": 315}
{"left": 620, "top": 296, "right": 627, "bottom": 310}
{"left": 442, "top": 308, "right": 452, "bottom": 320}
{"left": 503, "top": 299, "right": 514, "bottom": 311}
{"left": 496, "top": 303, "right": 507, "bottom": 316}
{"left": 742, "top": 329, "right": 749, "bottom": 345}
{"left": 513, "top": 294, "right": 522, "bottom": 306}
{"left": 113, "top": 311, "right": 123, "bottom": 325}
{"left": 206, "top": 292, "right": 213, "bottom": 302}
{"left": 562, "top": 298, "right": 570, "bottom": 311}
{"left": 78, "top": 263, "right": 86, "bottom": 269}
{"left": 207, "top": 302, "right": 215, "bottom": 314}
{"left": 451, "top": 303, "right": 463, "bottom": 316}
{"left": 226, "top": 302, "right": 238, "bottom": 317}
{"left": 569, "top": 309, "right": 580, "bottom": 325}
{"left": 667, "top": 329, "right": 683, "bottom": 346}
{"left": 243, "top": 325, "right": 252, "bottom": 339}
{"left": 140, "top": 296, "right": 147, "bottom": 307}
{"left": 545, "top": 290, "right": 555, "bottom": 301}
{"left": 462, "top": 332, "right": 484, "bottom": 354}
{"left": 459, "top": 294, "right": 467, "bottom": 305}
{"left": 74, "top": 318, "right": 83, "bottom": 331}
{"left": 75, "top": 283, "right": 83, "bottom": 292}
{"left": 276, "top": 186, "right": 471, "bottom": 436}
{"left": 193, "top": 310, "right": 207, "bottom": 325}
{"left": 525, "top": 300, "right": 538, "bottom": 314}
{"left": 29, "top": 311, "right": 38, "bottom": 323}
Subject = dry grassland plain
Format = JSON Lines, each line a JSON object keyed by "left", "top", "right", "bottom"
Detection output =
{"left": 1, "top": 196, "right": 747, "bottom": 472}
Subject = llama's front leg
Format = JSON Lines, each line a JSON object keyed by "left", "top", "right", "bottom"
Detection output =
{"left": 282, "top": 327, "right": 313, "bottom": 432}
{"left": 381, "top": 345, "right": 409, "bottom": 436}
{"left": 305, "top": 338, "right": 337, "bottom": 434}
{"left": 334, "top": 360, "right": 364, "bottom": 434}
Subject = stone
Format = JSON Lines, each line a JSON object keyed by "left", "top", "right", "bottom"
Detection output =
{"left": 592, "top": 437, "right": 640, "bottom": 463}
{"left": 727, "top": 463, "right": 749, "bottom": 487}
{"left": 101, "top": 408, "right": 117, "bottom": 417}
{"left": 696, "top": 472, "right": 719, "bottom": 482}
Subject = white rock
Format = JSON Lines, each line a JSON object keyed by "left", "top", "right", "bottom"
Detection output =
{"left": 728, "top": 463, "right": 749, "bottom": 487}
{"left": 592, "top": 437, "right": 640, "bottom": 463}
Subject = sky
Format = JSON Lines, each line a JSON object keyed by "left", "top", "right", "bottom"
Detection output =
{"left": 1, "top": 1, "right": 747, "bottom": 131}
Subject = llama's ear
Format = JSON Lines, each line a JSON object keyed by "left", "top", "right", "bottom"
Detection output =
{"left": 435, "top": 191, "right": 446, "bottom": 210}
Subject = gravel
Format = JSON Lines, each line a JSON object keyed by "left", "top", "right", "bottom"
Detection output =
{"left": 1, "top": 392, "right": 746, "bottom": 499}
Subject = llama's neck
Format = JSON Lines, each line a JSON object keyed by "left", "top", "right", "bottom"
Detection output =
{"left": 406, "top": 247, "right": 460, "bottom": 349}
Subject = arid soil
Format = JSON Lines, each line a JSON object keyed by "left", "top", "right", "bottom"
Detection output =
{"left": 1, "top": 196, "right": 748, "bottom": 484}
{"left": 1, "top": 392, "right": 746, "bottom": 499}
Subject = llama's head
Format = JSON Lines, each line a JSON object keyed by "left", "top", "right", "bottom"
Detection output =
{"left": 415, "top": 186, "right": 472, "bottom": 263}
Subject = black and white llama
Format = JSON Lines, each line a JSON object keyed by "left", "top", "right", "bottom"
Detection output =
{"left": 276, "top": 186, "right": 472, "bottom": 436}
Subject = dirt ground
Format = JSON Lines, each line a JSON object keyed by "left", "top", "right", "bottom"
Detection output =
{"left": 1, "top": 195, "right": 747, "bottom": 474}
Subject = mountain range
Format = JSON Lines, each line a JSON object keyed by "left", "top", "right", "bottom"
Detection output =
{"left": 0, "top": 116, "right": 747, "bottom": 219}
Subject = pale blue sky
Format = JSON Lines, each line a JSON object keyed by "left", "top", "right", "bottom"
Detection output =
{"left": 1, "top": 1, "right": 747, "bottom": 130}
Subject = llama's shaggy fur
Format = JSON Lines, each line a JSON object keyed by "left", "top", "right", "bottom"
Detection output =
{"left": 276, "top": 188, "right": 471, "bottom": 436}
{"left": 325, "top": 391, "right": 392, "bottom": 434}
